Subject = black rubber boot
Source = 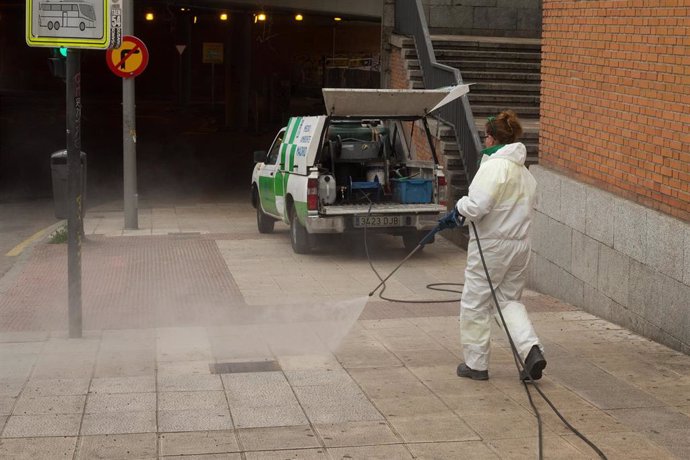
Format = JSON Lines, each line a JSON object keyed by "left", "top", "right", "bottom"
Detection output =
{"left": 521, "top": 345, "right": 547, "bottom": 381}
{"left": 457, "top": 363, "right": 489, "bottom": 380}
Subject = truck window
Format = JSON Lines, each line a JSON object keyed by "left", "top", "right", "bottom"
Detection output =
{"left": 266, "top": 131, "right": 284, "bottom": 165}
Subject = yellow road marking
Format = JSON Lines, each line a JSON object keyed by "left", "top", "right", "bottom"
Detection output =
{"left": 5, "top": 227, "right": 50, "bottom": 257}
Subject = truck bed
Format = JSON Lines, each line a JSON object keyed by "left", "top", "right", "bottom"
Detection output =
{"left": 320, "top": 203, "right": 445, "bottom": 216}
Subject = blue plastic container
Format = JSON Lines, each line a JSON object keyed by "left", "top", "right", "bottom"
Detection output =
{"left": 350, "top": 180, "right": 381, "bottom": 201}
{"left": 391, "top": 178, "right": 433, "bottom": 204}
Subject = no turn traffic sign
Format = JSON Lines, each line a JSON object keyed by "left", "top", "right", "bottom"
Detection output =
{"left": 106, "top": 35, "right": 149, "bottom": 78}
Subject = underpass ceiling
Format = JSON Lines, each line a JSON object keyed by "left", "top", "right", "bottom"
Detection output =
{"left": 146, "top": 0, "right": 383, "bottom": 19}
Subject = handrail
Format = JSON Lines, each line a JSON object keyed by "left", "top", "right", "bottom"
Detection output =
{"left": 394, "top": 0, "right": 482, "bottom": 181}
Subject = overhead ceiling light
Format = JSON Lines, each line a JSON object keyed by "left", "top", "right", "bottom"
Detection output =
{"left": 180, "top": 7, "right": 186, "bottom": 12}
{"left": 295, "top": 14, "right": 303, "bottom": 21}
{"left": 334, "top": 17, "right": 342, "bottom": 22}
{"left": 257, "top": 13, "right": 267, "bottom": 21}
{"left": 145, "top": 12, "right": 154, "bottom": 21}
{"left": 220, "top": 13, "right": 228, "bottom": 21}
{"left": 193, "top": 16, "right": 198, "bottom": 24}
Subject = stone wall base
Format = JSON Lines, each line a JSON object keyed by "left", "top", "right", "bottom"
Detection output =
{"left": 528, "top": 165, "right": 690, "bottom": 354}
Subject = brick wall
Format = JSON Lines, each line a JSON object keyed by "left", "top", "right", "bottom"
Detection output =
{"left": 541, "top": 1, "right": 690, "bottom": 221}
{"left": 389, "top": 46, "right": 408, "bottom": 90}
{"left": 388, "top": 42, "right": 437, "bottom": 162}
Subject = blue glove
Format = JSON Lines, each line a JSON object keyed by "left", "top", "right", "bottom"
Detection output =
{"left": 438, "top": 208, "right": 463, "bottom": 230}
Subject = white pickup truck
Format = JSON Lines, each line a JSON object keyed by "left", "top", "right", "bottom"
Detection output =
{"left": 251, "top": 86, "right": 469, "bottom": 254}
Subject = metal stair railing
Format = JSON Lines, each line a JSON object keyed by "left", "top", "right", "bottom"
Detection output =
{"left": 394, "top": 0, "right": 482, "bottom": 181}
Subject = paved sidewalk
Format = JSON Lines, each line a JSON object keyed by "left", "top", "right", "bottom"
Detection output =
{"left": 0, "top": 201, "right": 689, "bottom": 459}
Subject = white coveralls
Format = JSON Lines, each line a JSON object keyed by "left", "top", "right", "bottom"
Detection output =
{"left": 455, "top": 142, "right": 542, "bottom": 372}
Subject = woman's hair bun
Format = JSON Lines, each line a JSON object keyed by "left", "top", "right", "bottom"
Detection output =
{"left": 494, "top": 110, "right": 523, "bottom": 143}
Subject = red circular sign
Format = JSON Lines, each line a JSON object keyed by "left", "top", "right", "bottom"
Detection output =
{"left": 106, "top": 35, "right": 149, "bottom": 78}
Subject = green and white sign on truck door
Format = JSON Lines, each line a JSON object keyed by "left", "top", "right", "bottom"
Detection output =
{"left": 256, "top": 116, "right": 325, "bottom": 222}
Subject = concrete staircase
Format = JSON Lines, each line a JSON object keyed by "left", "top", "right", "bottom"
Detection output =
{"left": 395, "top": 34, "right": 541, "bottom": 214}
{"left": 396, "top": 38, "right": 471, "bottom": 201}
{"left": 432, "top": 35, "right": 541, "bottom": 166}
{"left": 398, "top": 38, "right": 425, "bottom": 89}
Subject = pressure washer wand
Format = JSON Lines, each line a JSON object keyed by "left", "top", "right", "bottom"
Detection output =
{"left": 368, "top": 225, "right": 441, "bottom": 296}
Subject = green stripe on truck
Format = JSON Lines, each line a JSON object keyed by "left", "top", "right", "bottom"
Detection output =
{"left": 294, "top": 200, "right": 308, "bottom": 225}
{"left": 258, "top": 176, "right": 277, "bottom": 215}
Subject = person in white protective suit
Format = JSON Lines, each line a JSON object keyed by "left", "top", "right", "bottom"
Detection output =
{"left": 443, "top": 110, "right": 546, "bottom": 381}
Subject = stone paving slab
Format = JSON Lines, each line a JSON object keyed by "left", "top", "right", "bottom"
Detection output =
{"left": 158, "top": 408, "right": 234, "bottom": 432}
{"left": 90, "top": 376, "right": 156, "bottom": 394}
{"left": 12, "top": 394, "right": 85, "bottom": 415}
{"left": 406, "top": 440, "right": 500, "bottom": 459}
{"left": 80, "top": 411, "right": 157, "bottom": 435}
{"left": 158, "top": 430, "right": 239, "bottom": 456}
{"left": 3, "top": 413, "right": 82, "bottom": 437}
{"left": 0, "top": 436, "right": 78, "bottom": 459}
{"left": 244, "top": 449, "right": 326, "bottom": 460}
{"left": 230, "top": 404, "right": 308, "bottom": 429}
{"left": 86, "top": 392, "right": 156, "bottom": 413}
{"left": 313, "top": 421, "right": 399, "bottom": 448}
{"left": 0, "top": 203, "right": 688, "bottom": 458}
{"left": 75, "top": 433, "right": 158, "bottom": 460}
{"left": 237, "top": 426, "right": 321, "bottom": 451}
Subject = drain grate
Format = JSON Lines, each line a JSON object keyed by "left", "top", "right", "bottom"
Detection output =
{"left": 210, "top": 360, "right": 281, "bottom": 374}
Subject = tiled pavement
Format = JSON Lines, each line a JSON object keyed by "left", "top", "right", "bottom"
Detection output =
{"left": 0, "top": 201, "right": 689, "bottom": 459}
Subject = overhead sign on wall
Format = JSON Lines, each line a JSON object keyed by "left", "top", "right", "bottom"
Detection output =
{"left": 202, "top": 42, "right": 224, "bottom": 64}
{"left": 26, "top": 0, "right": 120, "bottom": 49}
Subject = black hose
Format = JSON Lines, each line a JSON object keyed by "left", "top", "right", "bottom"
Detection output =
{"left": 471, "top": 222, "right": 607, "bottom": 460}
{"left": 470, "top": 222, "right": 544, "bottom": 459}
{"left": 361, "top": 201, "right": 607, "bottom": 459}
{"left": 363, "top": 200, "right": 463, "bottom": 303}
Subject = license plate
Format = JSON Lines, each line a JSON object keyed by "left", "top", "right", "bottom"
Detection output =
{"left": 354, "top": 215, "right": 404, "bottom": 228}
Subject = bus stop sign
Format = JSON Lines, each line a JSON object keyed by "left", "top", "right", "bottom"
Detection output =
{"left": 26, "top": 0, "right": 121, "bottom": 49}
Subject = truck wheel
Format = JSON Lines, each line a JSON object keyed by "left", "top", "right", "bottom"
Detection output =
{"left": 256, "top": 204, "right": 275, "bottom": 234}
{"left": 403, "top": 231, "right": 431, "bottom": 252}
{"left": 290, "top": 207, "right": 311, "bottom": 254}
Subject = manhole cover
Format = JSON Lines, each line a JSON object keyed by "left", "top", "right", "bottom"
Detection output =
{"left": 210, "top": 361, "right": 281, "bottom": 374}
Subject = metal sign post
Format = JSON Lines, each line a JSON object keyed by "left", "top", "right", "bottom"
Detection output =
{"left": 104, "top": 13, "right": 148, "bottom": 231}
{"left": 202, "top": 42, "right": 223, "bottom": 108}
{"left": 66, "top": 48, "right": 83, "bottom": 338}
{"left": 26, "top": 0, "right": 121, "bottom": 338}
{"left": 176, "top": 44, "right": 187, "bottom": 106}
{"left": 122, "top": 0, "right": 138, "bottom": 229}
{"left": 104, "top": 33, "right": 150, "bottom": 230}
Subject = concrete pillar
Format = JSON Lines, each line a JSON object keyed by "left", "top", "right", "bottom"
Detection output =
{"left": 224, "top": 25, "right": 233, "bottom": 127}
{"left": 224, "top": 12, "right": 251, "bottom": 129}
{"left": 182, "top": 14, "right": 192, "bottom": 106}
{"left": 237, "top": 13, "right": 251, "bottom": 130}
{"left": 380, "top": 0, "right": 395, "bottom": 89}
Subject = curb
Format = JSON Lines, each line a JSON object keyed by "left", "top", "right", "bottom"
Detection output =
{"left": 0, "top": 219, "right": 66, "bottom": 295}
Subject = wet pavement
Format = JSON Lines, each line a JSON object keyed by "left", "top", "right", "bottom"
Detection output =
{"left": 0, "top": 196, "right": 689, "bottom": 459}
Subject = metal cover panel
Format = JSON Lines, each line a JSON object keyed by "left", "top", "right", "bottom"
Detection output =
{"left": 322, "top": 85, "right": 470, "bottom": 117}
{"left": 210, "top": 361, "right": 281, "bottom": 374}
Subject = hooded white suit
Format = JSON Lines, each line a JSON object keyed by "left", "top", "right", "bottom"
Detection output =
{"left": 455, "top": 142, "right": 542, "bottom": 372}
